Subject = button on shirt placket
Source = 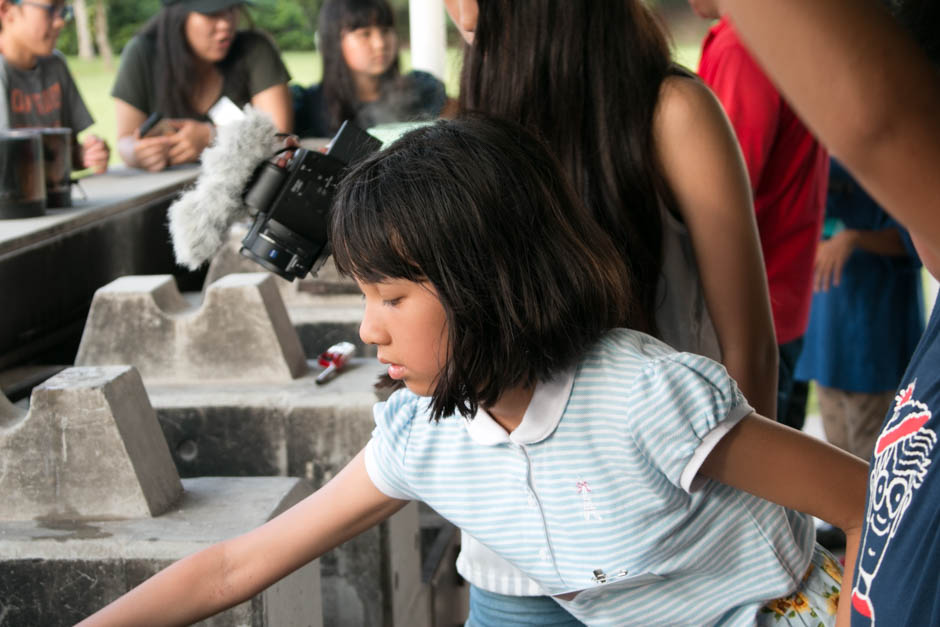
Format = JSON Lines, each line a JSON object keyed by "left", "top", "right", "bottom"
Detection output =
{"left": 518, "top": 443, "right": 568, "bottom": 587}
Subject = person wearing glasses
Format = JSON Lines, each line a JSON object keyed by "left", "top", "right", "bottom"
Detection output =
{"left": 0, "top": 0, "right": 109, "bottom": 172}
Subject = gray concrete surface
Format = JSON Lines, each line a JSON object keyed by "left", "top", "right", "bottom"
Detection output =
{"left": 141, "top": 358, "right": 431, "bottom": 626}
{"left": 0, "top": 165, "right": 202, "bottom": 369}
{"left": 203, "top": 224, "right": 359, "bottom": 299}
{"left": 0, "top": 366, "right": 181, "bottom": 521}
{"left": 201, "top": 227, "right": 369, "bottom": 358}
{"left": 75, "top": 273, "right": 308, "bottom": 384}
{"left": 0, "top": 476, "right": 321, "bottom": 627}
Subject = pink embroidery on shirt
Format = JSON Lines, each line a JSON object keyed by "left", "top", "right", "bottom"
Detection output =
{"left": 576, "top": 477, "right": 603, "bottom": 521}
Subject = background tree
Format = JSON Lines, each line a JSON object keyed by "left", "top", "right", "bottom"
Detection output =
{"left": 93, "top": 0, "right": 114, "bottom": 69}
{"left": 73, "top": 0, "right": 94, "bottom": 59}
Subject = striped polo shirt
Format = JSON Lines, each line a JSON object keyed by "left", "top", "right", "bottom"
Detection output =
{"left": 365, "top": 329, "right": 814, "bottom": 626}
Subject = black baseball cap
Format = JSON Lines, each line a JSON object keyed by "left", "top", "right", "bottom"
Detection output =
{"left": 161, "top": 0, "right": 249, "bottom": 14}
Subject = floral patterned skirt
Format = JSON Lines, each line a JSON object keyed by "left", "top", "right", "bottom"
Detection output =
{"left": 758, "top": 545, "right": 843, "bottom": 626}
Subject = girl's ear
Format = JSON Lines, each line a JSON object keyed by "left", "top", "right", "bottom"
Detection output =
{"left": 0, "top": 0, "right": 16, "bottom": 23}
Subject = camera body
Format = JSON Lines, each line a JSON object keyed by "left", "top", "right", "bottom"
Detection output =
{"left": 239, "top": 121, "right": 381, "bottom": 280}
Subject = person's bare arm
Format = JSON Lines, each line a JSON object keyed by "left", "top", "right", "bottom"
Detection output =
{"left": 654, "top": 76, "right": 779, "bottom": 418}
{"left": 715, "top": 0, "right": 940, "bottom": 263}
{"left": 78, "top": 451, "right": 406, "bottom": 627}
{"left": 114, "top": 98, "right": 171, "bottom": 172}
{"left": 699, "top": 414, "right": 867, "bottom": 627}
{"left": 250, "top": 83, "right": 293, "bottom": 134}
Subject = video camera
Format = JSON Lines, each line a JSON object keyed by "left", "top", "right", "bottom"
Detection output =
{"left": 239, "top": 121, "right": 382, "bottom": 280}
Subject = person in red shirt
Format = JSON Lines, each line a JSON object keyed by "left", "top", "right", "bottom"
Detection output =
{"left": 690, "top": 0, "right": 828, "bottom": 429}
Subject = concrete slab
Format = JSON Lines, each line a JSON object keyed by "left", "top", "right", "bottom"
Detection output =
{"left": 145, "top": 357, "right": 384, "bottom": 479}
{"left": 140, "top": 358, "right": 430, "bottom": 626}
{"left": 69, "top": 268, "right": 428, "bottom": 625}
{"left": 289, "top": 294, "right": 374, "bottom": 359}
{"left": 0, "top": 476, "right": 322, "bottom": 627}
{"left": 75, "top": 273, "right": 308, "bottom": 384}
{"left": 0, "top": 389, "right": 24, "bottom": 433}
{"left": 0, "top": 165, "right": 204, "bottom": 369}
{"left": 198, "top": 227, "right": 370, "bottom": 358}
{"left": 203, "top": 223, "right": 359, "bottom": 299}
{"left": 0, "top": 366, "right": 182, "bottom": 521}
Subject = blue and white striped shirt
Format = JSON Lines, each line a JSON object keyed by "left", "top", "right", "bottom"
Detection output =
{"left": 365, "top": 329, "right": 814, "bottom": 626}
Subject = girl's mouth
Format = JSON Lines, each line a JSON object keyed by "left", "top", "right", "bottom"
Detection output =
{"left": 386, "top": 363, "right": 406, "bottom": 379}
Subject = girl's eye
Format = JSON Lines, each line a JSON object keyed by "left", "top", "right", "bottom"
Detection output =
{"left": 382, "top": 297, "right": 402, "bottom": 307}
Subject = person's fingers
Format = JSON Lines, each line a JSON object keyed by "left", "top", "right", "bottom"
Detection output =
{"left": 167, "top": 141, "right": 193, "bottom": 163}
{"left": 136, "top": 142, "right": 169, "bottom": 171}
{"left": 832, "top": 256, "right": 846, "bottom": 288}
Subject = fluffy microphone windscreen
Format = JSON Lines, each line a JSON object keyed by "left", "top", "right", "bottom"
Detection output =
{"left": 167, "top": 106, "right": 284, "bottom": 270}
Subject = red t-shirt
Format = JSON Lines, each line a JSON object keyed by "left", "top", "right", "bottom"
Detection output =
{"left": 698, "top": 18, "right": 828, "bottom": 344}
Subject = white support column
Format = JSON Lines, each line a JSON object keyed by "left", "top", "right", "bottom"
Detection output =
{"left": 408, "top": 0, "right": 447, "bottom": 81}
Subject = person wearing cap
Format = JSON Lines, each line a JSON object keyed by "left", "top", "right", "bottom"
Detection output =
{"left": 111, "top": 0, "right": 292, "bottom": 172}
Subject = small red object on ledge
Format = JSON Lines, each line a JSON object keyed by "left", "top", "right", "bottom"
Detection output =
{"left": 316, "top": 341, "right": 355, "bottom": 384}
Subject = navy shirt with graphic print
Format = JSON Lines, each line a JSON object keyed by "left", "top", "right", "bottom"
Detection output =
{"left": 851, "top": 299, "right": 939, "bottom": 625}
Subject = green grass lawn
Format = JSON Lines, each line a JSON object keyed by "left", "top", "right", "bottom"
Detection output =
{"left": 69, "top": 48, "right": 464, "bottom": 165}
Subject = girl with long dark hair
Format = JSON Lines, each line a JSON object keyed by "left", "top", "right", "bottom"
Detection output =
{"left": 292, "top": 0, "right": 450, "bottom": 138}
{"left": 444, "top": 1, "right": 780, "bottom": 622}
{"left": 112, "top": 0, "right": 292, "bottom": 171}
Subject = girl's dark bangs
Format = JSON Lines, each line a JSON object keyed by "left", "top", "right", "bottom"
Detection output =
{"left": 331, "top": 188, "right": 422, "bottom": 283}
{"left": 342, "top": 2, "right": 395, "bottom": 31}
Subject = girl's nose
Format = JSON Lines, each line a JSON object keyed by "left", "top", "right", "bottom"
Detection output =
{"left": 371, "top": 30, "right": 388, "bottom": 51}
{"left": 359, "top": 308, "right": 388, "bottom": 346}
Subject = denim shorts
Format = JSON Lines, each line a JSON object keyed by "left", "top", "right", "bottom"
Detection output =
{"left": 464, "top": 545, "right": 843, "bottom": 626}
{"left": 465, "top": 585, "right": 585, "bottom": 627}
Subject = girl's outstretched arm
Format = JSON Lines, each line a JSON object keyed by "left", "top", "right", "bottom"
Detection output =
{"left": 714, "top": 0, "right": 940, "bottom": 264}
{"left": 78, "top": 450, "right": 407, "bottom": 627}
{"left": 699, "top": 414, "right": 867, "bottom": 627}
{"left": 654, "top": 76, "right": 779, "bottom": 418}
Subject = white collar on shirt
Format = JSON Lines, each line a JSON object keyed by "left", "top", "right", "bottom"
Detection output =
{"left": 462, "top": 365, "right": 577, "bottom": 446}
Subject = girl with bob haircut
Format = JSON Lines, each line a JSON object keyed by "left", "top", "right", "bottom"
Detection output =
{"left": 79, "top": 115, "right": 866, "bottom": 627}
{"left": 292, "top": 0, "right": 450, "bottom": 138}
{"left": 111, "top": 0, "right": 293, "bottom": 171}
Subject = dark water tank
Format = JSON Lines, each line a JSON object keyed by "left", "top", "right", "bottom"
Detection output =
{"left": 39, "top": 127, "right": 72, "bottom": 209}
{"left": 0, "top": 129, "right": 46, "bottom": 219}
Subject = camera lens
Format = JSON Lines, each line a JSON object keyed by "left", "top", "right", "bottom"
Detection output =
{"left": 240, "top": 218, "right": 316, "bottom": 280}
{"left": 244, "top": 161, "right": 288, "bottom": 213}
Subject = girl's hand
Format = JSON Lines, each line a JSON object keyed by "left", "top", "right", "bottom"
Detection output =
{"left": 166, "top": 119, "right": 214, "bottom": 166}
{"left": 813, "top": 230, "right": 858, "bottom": 292}
{"left": 76, "top": 451, "right": 405, "bottom": 626}
{"left": 80, "top": 134, "right": 110, "bottom": 174}
{"left": 129, "top": 132, "right": 172, "bottom": 172}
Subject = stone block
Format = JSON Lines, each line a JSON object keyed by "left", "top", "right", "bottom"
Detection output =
{"left": 203, "top": 224, "right": 359, "bottom": 300}
{"left": 290, "top": 294, "right": 375, "bottom": 359}
{"left": 0, "top": 366, "right": 182, "bottom": 521}
{"left": 75, "top": 273, "right": 307, "bottom": 384}
{"left": 141, "top": 360, "right": 431, "bottom": 626}
{"left": 200, "top": 227, "right": 370, "bottom": 359}
{"left": 0, "top": 477, "right": 322, "bottom": 627}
